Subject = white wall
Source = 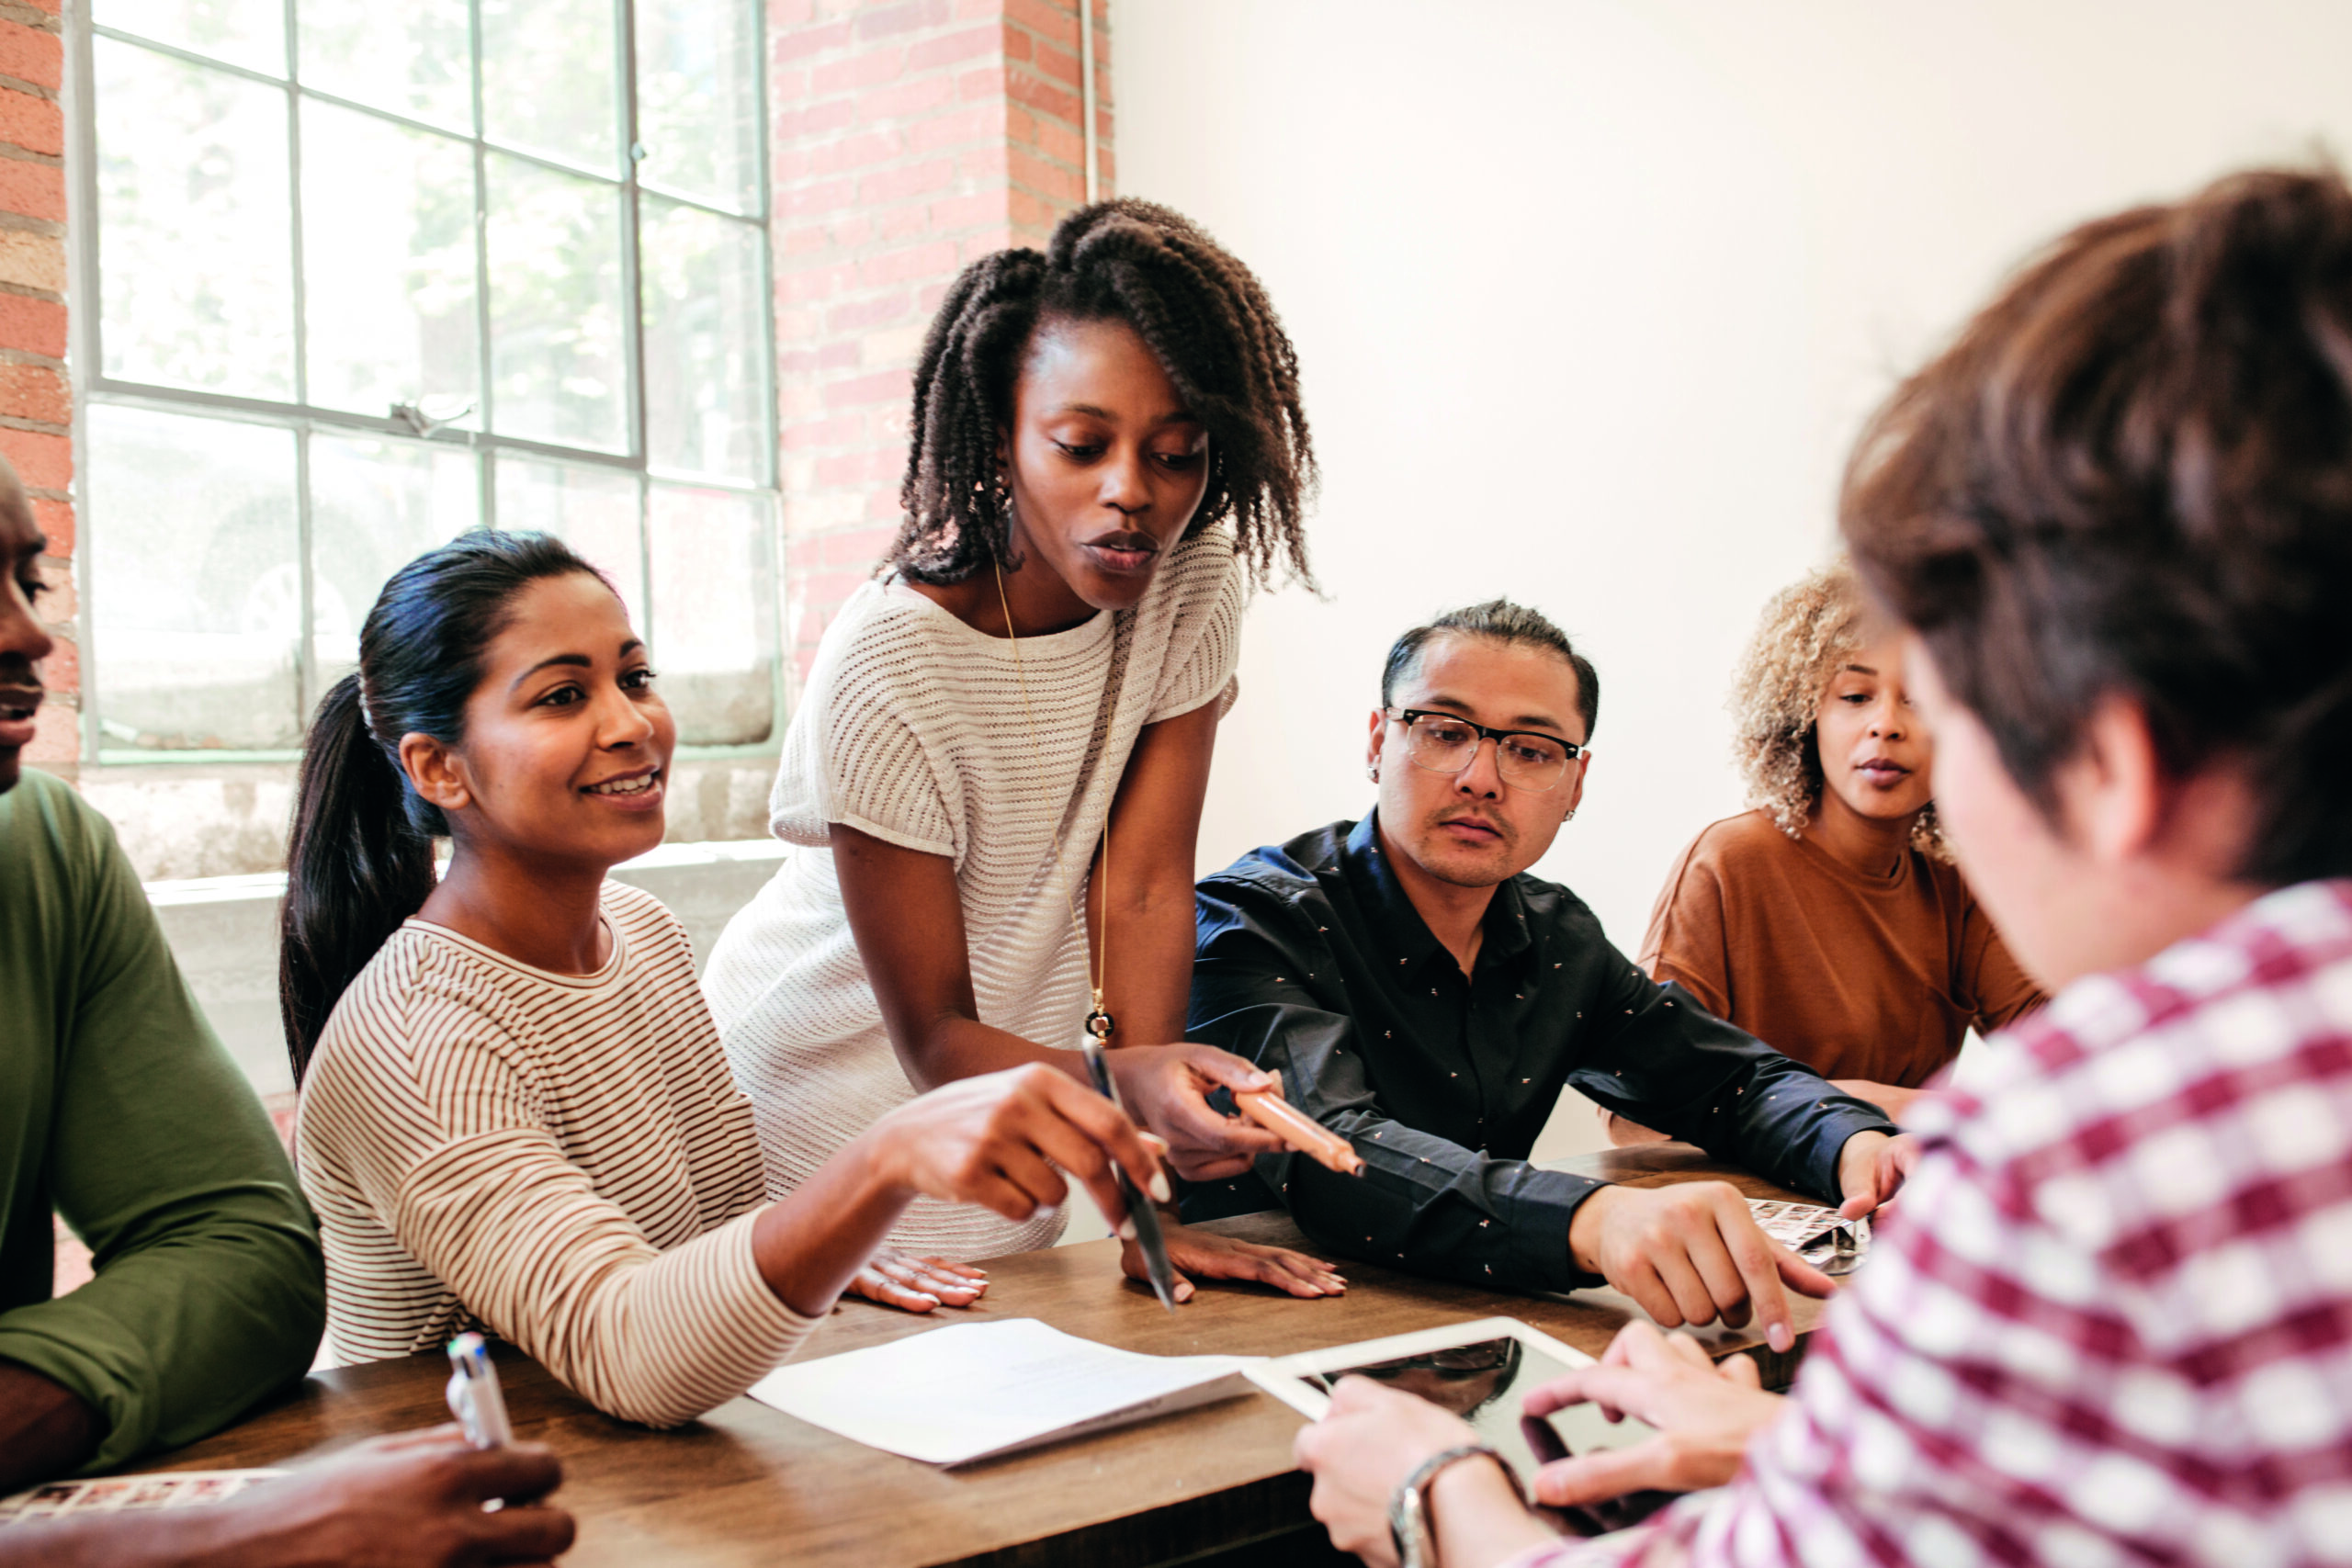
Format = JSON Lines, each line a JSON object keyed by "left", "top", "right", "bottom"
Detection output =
{"left": 1115, "top": 0, "right": 2352, "bottom": 953}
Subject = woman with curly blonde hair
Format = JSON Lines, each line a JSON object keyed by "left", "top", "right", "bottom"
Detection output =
{"left": 1630, "top": 562, "right": 2041, "bottom": 1127}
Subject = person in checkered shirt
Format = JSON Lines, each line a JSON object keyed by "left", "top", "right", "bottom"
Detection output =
{"left": 1293, "top": 163, "right": 2352, "bottom": 1567}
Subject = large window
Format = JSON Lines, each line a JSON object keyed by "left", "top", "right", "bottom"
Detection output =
{"left": 69, "top": 0, "right": 777, "bottom": 759}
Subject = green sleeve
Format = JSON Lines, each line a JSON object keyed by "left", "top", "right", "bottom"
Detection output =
{"left": 0, "top": 785, "right": 323, "bottom": 1471}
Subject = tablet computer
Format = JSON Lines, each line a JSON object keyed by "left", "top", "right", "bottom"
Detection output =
{"left": 1247, "top": 1315, "right": 1660, "bottom": 1495}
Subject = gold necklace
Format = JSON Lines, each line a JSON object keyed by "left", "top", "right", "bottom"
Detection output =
{"left": 993, "top": 561, "right": 1114, "bottom": 1043}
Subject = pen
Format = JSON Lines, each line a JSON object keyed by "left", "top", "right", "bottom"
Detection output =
{"left": 1079, "top": 1033, "right": 1179, "bottom": 1312}
{"left": 446, "top": 1332, "right": 514, "bottom": 1450}
{"left": 1233, "top": 1089, "right": 1365, "bottom": 1176}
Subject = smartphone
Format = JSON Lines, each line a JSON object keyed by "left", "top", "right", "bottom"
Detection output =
{"left": 1521, "top": 1409, "right": 1678, "bottom": 1539}
{"left": 445, "top": 1333, "right": 514, "bottom": 1450}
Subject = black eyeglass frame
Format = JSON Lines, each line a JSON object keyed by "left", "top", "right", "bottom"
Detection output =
{"left": 1385, "top": 707, "right": 1588, "bottom": 792}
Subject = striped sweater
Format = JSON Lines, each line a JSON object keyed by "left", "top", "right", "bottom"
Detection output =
{"left": 296, "top": 881, "right": 815, "bottom": 1427}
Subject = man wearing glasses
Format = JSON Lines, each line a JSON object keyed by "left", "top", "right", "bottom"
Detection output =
{"left": 1182, "top": 601, "right": 1915, "bottom": 1349}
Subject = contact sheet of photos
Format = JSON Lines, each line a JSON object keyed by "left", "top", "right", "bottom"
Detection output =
{"left": 1747, "top": 1200, "right": 1871, "bottom": 1274}
{"left": 0, "top": 1469, "right": 286, "bottom": 1524}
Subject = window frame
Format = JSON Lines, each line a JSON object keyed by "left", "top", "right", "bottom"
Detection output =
{"left": 62, "top": 0, "right": 784, "bottom": 767}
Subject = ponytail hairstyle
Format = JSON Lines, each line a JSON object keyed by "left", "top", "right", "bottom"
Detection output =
{"left": 891, "top": 197, "right": 1318, "bottom": 590}
{"left": 280, "top": 531, "right": 603, "bottom": 1082}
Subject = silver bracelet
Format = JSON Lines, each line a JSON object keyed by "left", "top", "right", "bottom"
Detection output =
{"left": 1387, "top": 1442, "right": 1525, "bottom": 1568}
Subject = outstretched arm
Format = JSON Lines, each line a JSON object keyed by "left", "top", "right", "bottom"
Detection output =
{"left": 1574, "top": 952, "right": 1899, "bottom": 1208}
{"left": 830, "top": 700, "right": 1284, "bottom": 1179}
{"left": 1187, "top": 897, "right": 1603, "bottom": 1292}
{"left": 1191, "top": 897, "right": 1839, "bottom": 1343}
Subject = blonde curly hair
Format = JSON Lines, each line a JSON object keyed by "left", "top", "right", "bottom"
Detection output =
{"left": 1729, "top": 561, "right": 1948, "bottom": 860}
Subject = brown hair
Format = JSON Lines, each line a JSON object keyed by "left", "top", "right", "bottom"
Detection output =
{"left": 1729, "top": 562, "right": 1946, "bottom": 859}
{"left": 1841, "top": 165, "right": 2352, "bottom": 887}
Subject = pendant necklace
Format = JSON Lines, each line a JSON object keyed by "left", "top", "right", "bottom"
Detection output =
{"left": 993, "top": 559, "right": 1115, "bottom": 1044}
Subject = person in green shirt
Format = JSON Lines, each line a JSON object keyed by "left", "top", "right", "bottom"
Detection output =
{"left": 0, "top": 769, "right": 324, "bottom": 1481}
{"left": 0, "top": 461, "right": 572, "bottom": 1565}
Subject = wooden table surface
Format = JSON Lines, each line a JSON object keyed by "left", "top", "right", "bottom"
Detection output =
{"left": 151, "top": 1146, "right": 1826, "bottom": 1567}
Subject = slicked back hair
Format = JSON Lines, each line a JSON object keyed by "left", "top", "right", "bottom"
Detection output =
{"left": 889, "top": 197, "right": 1317, "bottom": 590}
{"left": 1382, "top": 600, "right": 1600, "bottom": 741}
{"left": 280, "top": 532, "right": 605, "bottom": 1082}
{"left": 1842, "top": 164, "right": 2352, "bottom": 886}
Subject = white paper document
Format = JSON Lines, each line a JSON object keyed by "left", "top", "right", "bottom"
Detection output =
{"left": 746, "top": 1317, "right": 1260, "bottom": 1466}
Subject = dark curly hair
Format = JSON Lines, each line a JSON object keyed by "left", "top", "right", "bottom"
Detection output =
{"left": 1843, "top": 164, "right": 2352, "bottom": 886}
{"left": 889, "top": 197, "right": 1317, "bottom": 588}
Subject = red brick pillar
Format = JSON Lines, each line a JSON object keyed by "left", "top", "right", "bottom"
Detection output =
{"left": 768, "top": 0, "right": 1111, "bottom": 687}
{"left": 0, "top": 1, "right": 70, "bottom": 773}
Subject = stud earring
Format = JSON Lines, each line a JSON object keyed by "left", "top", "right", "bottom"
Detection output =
{"left": 1564, "top": 808, "right": 1577, "bottom": 821}
{"left": 1366, "top": 766, "right": 1379, "bottom": 783}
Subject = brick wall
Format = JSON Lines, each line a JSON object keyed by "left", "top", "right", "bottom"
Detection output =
{"left": 0, "top": 0, "right": 69, "bottom": 774}
{"left": 768, "top": 0, "right": 1111, "bottom": 686}
{"left": 21, "top": 2, "right": 1101, "bottom": 807}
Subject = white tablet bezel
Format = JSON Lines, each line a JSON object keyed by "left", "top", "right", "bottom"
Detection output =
{"left": 1244, "top": 1314, "right": 1597, "bottom": 1420}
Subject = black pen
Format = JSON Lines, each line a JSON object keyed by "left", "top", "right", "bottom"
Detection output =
{"left": 1079, "top": 1034, "right": 1178, "bottom": 1312}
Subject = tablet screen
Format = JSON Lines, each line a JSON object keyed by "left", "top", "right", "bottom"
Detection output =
{"left": 1304, "top": 1333, "right": 1652, "bottom": 1485}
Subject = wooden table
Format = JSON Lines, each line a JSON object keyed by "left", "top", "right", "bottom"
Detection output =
{"left": 153, "top": 1147, "right": 1826, "bottom": 1567}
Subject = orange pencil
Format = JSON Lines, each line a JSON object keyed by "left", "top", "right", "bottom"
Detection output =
{"left": 1235, "top": 1089, "right": 1365, "bottom": 1176}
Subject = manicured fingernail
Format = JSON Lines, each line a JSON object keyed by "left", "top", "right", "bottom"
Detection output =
{"left": 1176, "top": 1282, "right": 1194, "bottom": 1302}
{"left": 1148, "top": 1170, "right": 1173, "bottom": 1204}
{"left": 1769, "top": 1324, "right": 1792, "bottom": 1353}
{"left": 1117, "top": 1218, "right": 1137, "bottom": 1242}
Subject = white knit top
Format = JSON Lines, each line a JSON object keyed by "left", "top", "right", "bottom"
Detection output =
{"left": 703, "top": 527, "right": 1246, "bottom": 1258}
{"left": 297, "top": 881, "right": 817, "bottom": 1427}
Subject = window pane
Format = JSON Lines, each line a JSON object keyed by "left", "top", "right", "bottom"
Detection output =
{"left": 481, "top": 0, "right": 617, "bottom": 173}
{"left": 302, "top": 102, "right": 479, "bottom": 422}
{"left": 494, "top": 457, "right": 644, "bottom": 623}
{"left": 643, "top": 202, "right": 765, "bottom": 484}
{"left": 486, "top": 154, "right": 628, "bottom": 451}
{"left": 87, "top": 406, "right": 301, "bottom": 751}
{"left": 647, "top": 485, "right": 774, "bottom": 746}
{"left": 95, "top": 0, "right": 285, "bottom": 75}
{"left": 297, "top": 0, "right": 471, "bottom": 132}
{"left": 95, "top": 39, "right": 294, "bottom": 400}
{"left": 634, "top": 0, "right": 760, "bottom": 213}
{"left": 308, "top": 435, "right": 480, "bottom": 702}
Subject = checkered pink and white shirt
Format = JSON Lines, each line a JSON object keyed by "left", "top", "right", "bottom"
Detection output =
{"left": 1509, "top": 878, "right": 2352, "bottom": 1567}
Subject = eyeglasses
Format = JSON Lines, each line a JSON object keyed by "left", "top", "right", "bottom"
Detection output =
{"left": 1387, "top": 708, "right": 1585, "bottom": 793}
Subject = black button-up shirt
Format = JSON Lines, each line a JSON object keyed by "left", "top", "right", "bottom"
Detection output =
{"left": 1180, "top": 814, "right": 1896, "bottom": 1293}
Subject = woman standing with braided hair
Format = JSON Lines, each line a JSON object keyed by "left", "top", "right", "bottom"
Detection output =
{"left": 705, "top": 199, "right": 1343, "bottom": 1307}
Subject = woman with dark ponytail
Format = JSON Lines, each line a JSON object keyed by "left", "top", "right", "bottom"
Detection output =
{"left": 279, "top": 534, "right": 557, "bottom": 1078}
{"left": 285, "top": 531, "right": 1178, "bottom": 1427}
{"left": 703, "top": 198, "right": 1344, "bottom": 1308}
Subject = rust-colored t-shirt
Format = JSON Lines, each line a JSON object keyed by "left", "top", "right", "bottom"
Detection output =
{"left": 1638, "top": 809, "right": 2044, "bottom": 1088}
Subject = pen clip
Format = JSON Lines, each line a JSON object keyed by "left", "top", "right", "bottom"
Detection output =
{"left": 1080, "top": 1035, "right": 1124, "bottom": 1111}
